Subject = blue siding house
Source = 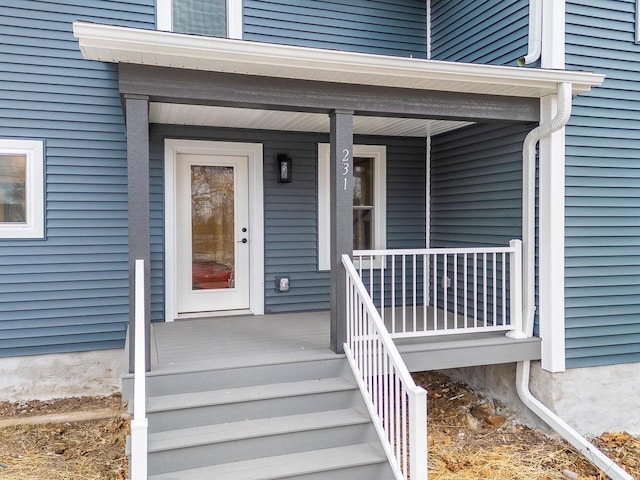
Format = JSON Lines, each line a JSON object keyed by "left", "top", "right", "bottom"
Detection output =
{"left": 1, "top": 0, "right": 638, "bottom": 477}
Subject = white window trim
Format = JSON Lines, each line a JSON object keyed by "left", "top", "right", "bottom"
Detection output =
{"left": 157, "top": 0, "right": 243, "bottom": 39}
{"left": 0, "top": 139, "right": 44, "bottom": 239}
{"left": 318, "top": 143, "right": 386, "bottom": 271}
{"left": 636, "top": 0, "right": 640, "bottom": 43}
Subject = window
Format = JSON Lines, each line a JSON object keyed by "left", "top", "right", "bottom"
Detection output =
{"left": 318, "top": 144, "right": 386, "bottom": 271}
{"left": 0, "top": 139, "right": 44, "bottom": 239}
{"left": 157, "top": 0, "right": 242, "bottom": 39}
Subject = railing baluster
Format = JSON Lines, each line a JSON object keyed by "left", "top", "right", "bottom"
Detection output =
{"left": 464, "top": 253, "right": 468, "bottom": 329}
{"left": 483, "top": 252, "right": 487, "bottom": 328}
{"left": 380, "top": 256, "right": 385, "bottom": 326}
{"left": 443, "top": 253, "right": 448, "bottom": 331}
{"left": 402, "top": 255, "right": 406, "bottom": 334}
{"left": 493, "top": 252, "right": 497, "bottom": 327}
{"left": 474, "top": 253, "right": 478, "bottom": 328}
{"left": 502, "top": 252, "right": 507, "bottom": 326}
{"left": 433, "top": 253, "right": 437, "bottom": 332}
{"left": 453, "top": 253, "right": 458, "bottom": 329}
{"left": 422, "top": 254, "right": 427, "bottom": 333}
{"left": 391, "top": 254, "right": 396, "bottom": 334}
{"left": 412, "top": 254, "right": 417, "bottom": 332}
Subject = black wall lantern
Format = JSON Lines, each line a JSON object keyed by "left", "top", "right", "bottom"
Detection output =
{"left": 277, "top": 153, "right": 292, "bottom": 183}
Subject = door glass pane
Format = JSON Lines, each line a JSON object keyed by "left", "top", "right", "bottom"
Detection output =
{"left": 0, "top": 155, "right": 26, "bottom": 223}
{"left": 173, "top": 0, "right": 226, "bottom": 37}
{"left": 191, "top": 165, "right": 234, "bottom": 290}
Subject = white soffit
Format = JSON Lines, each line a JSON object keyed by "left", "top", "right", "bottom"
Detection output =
{"left": 150, "top": 103, "right": 472, "bottom": 137}
{"left": 73, "top": 22, "right": 604, "bottom": 98}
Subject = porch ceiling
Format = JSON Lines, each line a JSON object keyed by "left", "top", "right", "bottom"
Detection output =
{"left": 149, "top": 103, "right": 473, "bottom": 137}
{"left": 74, "top": 22, "right": 604, "bottom": 99}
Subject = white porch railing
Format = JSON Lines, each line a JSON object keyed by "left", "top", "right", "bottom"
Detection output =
{"left": 130, "top": 259, "right": 148, "bottom": 480}
{"left": 343, "top": 254, "right": 428, "bottom": 480}
{"left": 353, "top": 240, "right": 524, "bottom": 339}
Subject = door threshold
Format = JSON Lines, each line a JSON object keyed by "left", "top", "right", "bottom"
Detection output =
{"left": 176, "top": 309, "right": 253, "bottom": 320}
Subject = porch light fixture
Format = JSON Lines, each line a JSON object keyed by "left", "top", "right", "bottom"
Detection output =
{"left": 277, "top": 153, "right": 292, "bottom": 183}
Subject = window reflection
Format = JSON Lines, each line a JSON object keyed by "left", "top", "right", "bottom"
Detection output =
{"left": 191, "top": 165, "right": 235, "bottom": 290}
{"left": 0, "top": 155, "right": 26, "bottom": 223}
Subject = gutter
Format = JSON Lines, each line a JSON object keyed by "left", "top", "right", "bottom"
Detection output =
{"left": 518, "top": 82, "right": 633, "bottom": 480}
{"left": 518, "top": 0, "right": 542, "bottom": 66}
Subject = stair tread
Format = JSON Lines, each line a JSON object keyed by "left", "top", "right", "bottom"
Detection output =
{"left": 148, "top": 408, "right": 370, "bottom": 452}
{"left": 146, "top": 377, "right": 356, "bottom": 412}
{"left": 147, "top": 443, "right": 387, "bottom": 480}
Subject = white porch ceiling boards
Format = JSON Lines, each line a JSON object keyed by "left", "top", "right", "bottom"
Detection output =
{"left": 73, "top": 22, "right": 604, "bottom": 99}
{"left": 149, "top": 103, "right": 472, "bottom": 137}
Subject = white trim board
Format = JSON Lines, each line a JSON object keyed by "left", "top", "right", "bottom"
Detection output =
{"left": 0, "top": 139, "right": 44, "bottom": 239}
{"left": 164, "top": 139, "right": 264, "bottom": 321}
{"left": 538, "top": 0, "right": 566, "bottom": 372}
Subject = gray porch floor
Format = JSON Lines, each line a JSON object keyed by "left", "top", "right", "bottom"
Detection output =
{"left": 148, "top": 311, "right": 540, "bottom": 374}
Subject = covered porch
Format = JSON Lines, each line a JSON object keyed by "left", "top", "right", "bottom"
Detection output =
{"left": 140, "top": 311, "right": 540, "bottom": 376}
{"left": 72, "top": 23, "right": 603, "bottom": 374}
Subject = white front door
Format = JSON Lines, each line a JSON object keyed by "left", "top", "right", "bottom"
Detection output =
{"left": 176, "top": 153, "right": 250, "bottom": 313}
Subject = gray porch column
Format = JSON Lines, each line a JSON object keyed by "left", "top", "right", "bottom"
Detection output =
{"left": 329, "top": 109, "right": 354, "bottom": 353}
{"left": 125, "top": 95, "right": 151, "bottom": 373}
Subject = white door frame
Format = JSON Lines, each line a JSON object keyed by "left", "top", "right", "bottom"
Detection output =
{"left": 164, "top": 139, "right": 264, "bottom": 321}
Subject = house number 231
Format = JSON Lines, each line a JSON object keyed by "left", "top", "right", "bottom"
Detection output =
{"left": 342, "top": 148, "right": 350, "bottom": 191}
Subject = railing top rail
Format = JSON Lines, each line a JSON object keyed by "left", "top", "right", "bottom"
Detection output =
{"left": 342, "top": 254, "right": 425, "bottom": 397}
{"left": 354, "top": 245, "right": 517, "bottom": 256}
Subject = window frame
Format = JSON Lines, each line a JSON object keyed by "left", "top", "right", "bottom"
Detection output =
{"left": 318, "top": 144, "right": 386, "bottom": 271}
{"left": 0, "top": 139, "right": 44, "bottom": 239}
{"left": 157, "top": 0, "right": 243, "bottom": 39}
{"left": 636, "top": 0, "right": 640, "bottom": 43}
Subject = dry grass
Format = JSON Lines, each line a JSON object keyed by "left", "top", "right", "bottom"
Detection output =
{"left": 415, "top": 371, "right": 639, "bottom": 480}
{"left": 0, "top": 397, "right": 129, "bottom": 480}
{"left": 0, "top": 377, "right": 637, "bottom": 480}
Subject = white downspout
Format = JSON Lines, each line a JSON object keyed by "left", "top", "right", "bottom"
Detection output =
{"left": 518, "top": 82, "right": 633, "bottom": 480}
{"left": 518, "top": 0, "right": 542, "bottom": 66}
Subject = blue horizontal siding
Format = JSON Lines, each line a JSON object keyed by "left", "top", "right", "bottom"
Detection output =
{"left": 0, "top": 1, "right": 155, "bottom": 358}
{"left": 243, "top": 0, "right": 427, "bottom": 58}
{"left": 430, "top": 0, "right": 528, "bottom": 65}
{"left": 430, "top": 123, "right": 530, "bottom": 247}
{"left": 564, "top": 0, "right": 640, "bottom": 368}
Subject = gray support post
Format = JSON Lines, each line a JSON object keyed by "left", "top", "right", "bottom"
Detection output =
{"left": 125, "top": 95, "right": 151, "bottom": 373}
{"left": 329, "top": 110, "right": 354, "bottom": 353}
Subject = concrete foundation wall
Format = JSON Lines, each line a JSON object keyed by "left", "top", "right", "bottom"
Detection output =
{"left": 0, "top": 349, "right": 124, "bottom": 401}
{"left": 442, "top": 361, "right": 640, "bottom": 436}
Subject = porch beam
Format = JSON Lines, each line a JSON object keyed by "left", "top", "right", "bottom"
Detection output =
{"left": 126, "top": 94, "right": 151, "bottom": 373}
{"left": 119, "top": 64, "right": 539, "bottom": 123}
{"left": 329, "top": 110, "right": 354, "bottom": 354}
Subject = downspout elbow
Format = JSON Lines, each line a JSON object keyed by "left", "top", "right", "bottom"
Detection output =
{"left": 518, "top": 0, "right": 542, "bottom": 66}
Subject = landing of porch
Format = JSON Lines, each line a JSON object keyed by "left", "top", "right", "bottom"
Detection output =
{"left": 142, "top": 311, "right": 540, "bottom": 375}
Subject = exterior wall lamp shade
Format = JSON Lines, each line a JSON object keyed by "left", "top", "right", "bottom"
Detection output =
{"left": 277, "top": 153, "right": 292, "bottom": 183}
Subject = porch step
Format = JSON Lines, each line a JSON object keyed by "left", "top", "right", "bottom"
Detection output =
{"left": 127, "top": 357, "right": 394, "bottom": 479}
{"left": 146, "top": 408, "right": 378, "bottom": 474}
{"left": 122, "top": 356, "right": 349, "bottom": 399}
{"left": 147, "top": 443, "right": 390, "bottom": 480}
{"left": 143, "top": 377, "right": 360, "bottom": 433}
